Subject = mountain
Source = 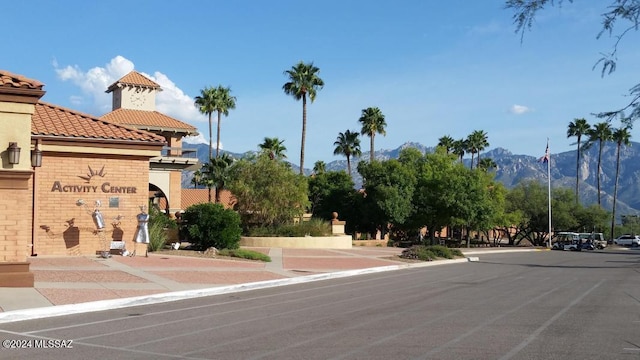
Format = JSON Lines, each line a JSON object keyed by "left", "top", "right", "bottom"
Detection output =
{"left": 181, "top": 141, "right": 640, "bottom": 216}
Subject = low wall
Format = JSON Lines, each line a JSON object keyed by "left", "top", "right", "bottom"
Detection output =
{"left": 240, "top": 235, "right": 352, "bottom": 249}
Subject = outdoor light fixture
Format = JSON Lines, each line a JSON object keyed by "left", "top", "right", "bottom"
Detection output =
{"left": 7, "top": 142, "right": 21, "bottom": 164}
{"left": 31, "top": 143, "right": 42, "bottom": 168}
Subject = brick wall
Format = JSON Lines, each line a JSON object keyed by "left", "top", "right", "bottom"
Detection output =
{"left": 35, "top": 153, "right": 150, "bottom": 256}
{"left": 0, "top": 183, "right": 31, "bottom": 262}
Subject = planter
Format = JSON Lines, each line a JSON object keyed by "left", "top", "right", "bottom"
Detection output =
{"left": 240, "top": 235, "right": 352, "bottom": 249}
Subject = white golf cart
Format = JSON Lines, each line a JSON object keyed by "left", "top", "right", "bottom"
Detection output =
{"left": 551, "top": 232, "right": 582, "bottom": 251}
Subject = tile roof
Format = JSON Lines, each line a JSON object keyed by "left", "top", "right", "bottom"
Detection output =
{"left": 106, "top": 71, "right": 161, "bottom": 93}
{"left": 101, "top": 108, "right": 197, "bottom": 134}
{"left": 32, "top": 102, "right": 166, "bottom": 143}
{"left": 0, "top": 70, "right": 45, "bottom": 89}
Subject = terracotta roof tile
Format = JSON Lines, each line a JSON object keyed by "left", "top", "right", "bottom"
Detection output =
{"left": 33, "top": 102, "right": 165, "bottom": 143}
{"left": 101, "top": 108, "right": 197, "bottom": 134}
{"left": 0, "top": 70, "right": 44, "bottom": 89}
{"left": 106, "top": 71, "right": 161, "bottom": 93}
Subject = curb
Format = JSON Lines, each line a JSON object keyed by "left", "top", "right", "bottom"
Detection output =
{"left": 0, "top": 257, "right": 473, "bottom": 324}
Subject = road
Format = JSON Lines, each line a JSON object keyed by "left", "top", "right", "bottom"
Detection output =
{"left": 1, "top": 249, "right": 639, "bottom": 359}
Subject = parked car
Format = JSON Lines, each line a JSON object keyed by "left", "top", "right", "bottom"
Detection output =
{"left": 578, "top": 232, "right": 607, "bottom": 249}
{"left": 613, "top": 235, "right": 640, "bottom": 247}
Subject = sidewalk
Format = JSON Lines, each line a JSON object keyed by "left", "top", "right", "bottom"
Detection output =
{"left": 0, "top": 246, "right": 530, "bottom": 323}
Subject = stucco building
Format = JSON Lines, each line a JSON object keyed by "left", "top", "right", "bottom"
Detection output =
{"left": 0, "top": 69, "right": 201, "bottom": 286}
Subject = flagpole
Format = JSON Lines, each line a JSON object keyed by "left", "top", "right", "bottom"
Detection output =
{"left": 547, "top": 138, "right": 552, "bottom": 248}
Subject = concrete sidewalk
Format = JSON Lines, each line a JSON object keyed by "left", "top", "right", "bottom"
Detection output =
{"left": 0, "top": 246, "right": 533, "bottom": 323}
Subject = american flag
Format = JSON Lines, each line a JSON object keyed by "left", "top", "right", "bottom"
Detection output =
{"left": 539, "top": 141, "right": 550, "bottom": 163}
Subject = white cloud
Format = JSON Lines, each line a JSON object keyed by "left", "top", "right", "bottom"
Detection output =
{"left": 183, "top": 133, "right": 208, "bottom": 145}
{"left": 54, "top": 55, "right": 206, "bottom": 127}
{"left": 509, "top": 104, "right": 532, "bottom": 115}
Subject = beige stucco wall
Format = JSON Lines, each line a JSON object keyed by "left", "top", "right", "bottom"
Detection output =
{"left": 0, "top": 102, "right": 34, "bottom": 171}
{"left": 240, "top": 235, "right": 353, "bottom": 249}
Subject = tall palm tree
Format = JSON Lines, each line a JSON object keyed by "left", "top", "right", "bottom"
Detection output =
{"left": 466, "top": 130, "right": 489, "bottom": 169}
{"left": 194, "top": 85, "right": 236, "bottom": 159}
{"left": 452, "top": 138, "right": 467, "bottom": 163}
{"left": 312, "top": 160, "right": 326, "bottom": 175}
{"left": 258, "top": 137, "right": 287, "bottom": 160}
{"left": 358, "top": 107, "right": 387, "bottom": 162}
{"left": 586, "top": 121, "right": 613, "bottom": 207}
{"left": 610, "top": 126, "right": 632, "bottom": 241}
{"left": 438, "top": 135, "right": 455, "bottom": 154}
{"left": 566, "top": 118, "right": 591, "bottom": 204}
{"left": 201, "top": 153, "right": 234, "bottom": 204}
{"left": 283, "top": 61, "right": 324, "bottom": 174}
{"left": 333, "top": 130, "right": 361, "bottom": 179}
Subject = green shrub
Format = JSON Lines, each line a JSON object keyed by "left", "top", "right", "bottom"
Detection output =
{"left": 246, "top": 219, "right": 331, "bottom": 237}
{"left": 400, "top": 245, "right": 463, "bottom": 261}
{"left": 181, "top": 203, "right": 242, "bottom": 250}
{"left": 217, "top": 248, "right": 271, "bottom": 262}
{"left": 147, "top": 207, "right": 176, "bottom": 252}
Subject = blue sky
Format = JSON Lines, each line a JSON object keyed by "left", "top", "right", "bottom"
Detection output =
{"left": 4, "top": 1, "right": 640, "bottom": 166}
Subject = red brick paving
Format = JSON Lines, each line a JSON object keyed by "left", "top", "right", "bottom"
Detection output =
{"left": 37, "top": 288, "right": 166, "bottom": 306}
{"left": 112, "top": 255, "right": 266, "bottom": 268}
{"left": 284, "top": 256, "right": 402, "bottom": 270}
{"left": 34, "top": 270, "right": 150, "bottom": 283}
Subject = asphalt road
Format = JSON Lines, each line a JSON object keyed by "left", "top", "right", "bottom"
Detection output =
{"left": 1, "top": 249, "right": 639, "bottom": 360}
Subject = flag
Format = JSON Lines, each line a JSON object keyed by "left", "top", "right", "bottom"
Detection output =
{"left": 539, "top": 141, "right": 550, "bottom": 163}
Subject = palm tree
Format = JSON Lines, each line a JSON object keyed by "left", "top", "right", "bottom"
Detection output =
{"left": 452, "top": 139, "right": 467, "bottom": 163}
{"left": 567, "top": 118, "right": 591, "bottom": 204}
{"left": 586, "top": 121, "right": 613, "bottom": 207}
{"left": 466, "top": 130, "right": 489, "bottom": 169}
{"left": 194, "top": 85, "right": 236, "bottom": 159}
{"left": 478, "top": 157, "right": 497, "bottom": 172}
{"left": 358, "top": 107, "right": 387, "bottom": 162}
{"left": 259, "top": 137, "right": 287, "bottom": 160}
{"left": 283, "top": 61, "right": 324, "bottom": 174}
{"left": 610, "top": 126, "right": 632, "bottom": 241}
{"left": 201, "top": 153, "right": 234, "bottom": 204}
{"left": 438, "top": 135, "right": 455, "bottom": 154}
{"left": 312, "top": 161, "right": 326, "bottom": 175}
{"left": 333, "top": 130, "right": 361, "bottom": 178}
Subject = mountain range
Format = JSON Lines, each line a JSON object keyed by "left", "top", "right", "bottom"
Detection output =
{"left": 181, "top": 141, "right": 640, "bottom": 216}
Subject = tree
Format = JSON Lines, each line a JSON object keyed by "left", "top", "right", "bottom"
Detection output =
{"left": 357, "top": 158, "right": 417, "bottom": 234}
{"left": 283, "top": 61, "right": 324, "bottom": 174}
{"left": 452, "top": 138, "right": 467, "bottom": 164}
{"left": 194, "top": 85, "right": 236, "bottom": 159}
{"left": 437, "top": 135, "right": 455, "bottom": 154}
{"left": 312, "top": 160, "right": 326, "bottom": 175}
{"left": 333, "top": 130, "right": 362, "bottom": 179}
{"left": 200, "top": 153, "right": 234, "bottom": 203}
{"left": 478, "top": 157, "right": 497, "bottom": 172}
{"left": 566, "top": 118, "right": 591, "bottom": 204}
{"left": 586, "top": 122, "right": 613, "bottom": 207}
{"left": 358, "top": 107, "right": 387, "bottom": 163}
{"left": 466, "top": 130, "right": 489, "bottom": 169}
{"left": 506, "top": 0, "right": 640, "bottom": 121}
{"left": 227, "top": 154, "right": 309, "bottom": 227}
{"left": 308, "top": 170, "right": 355, "bottom": 222}
{"left": 610, "top": 124, "right": 632, "bottom": 241}
{"left": 259, "top": 137, "right": 287, "bottom": 160}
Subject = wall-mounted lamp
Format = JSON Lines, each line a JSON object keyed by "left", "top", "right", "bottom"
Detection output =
{"left": 7, "top": 142, "right": 21, "bottom": 165}
{"left": 31, "top": 143, "right": 42, "bottom": 168}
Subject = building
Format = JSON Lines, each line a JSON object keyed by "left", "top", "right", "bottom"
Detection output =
{"left": 0, "top": 69, "right": 203, "bottom": 286}
{"left": 100, "top": 71, "right": 199, "bottom": 215}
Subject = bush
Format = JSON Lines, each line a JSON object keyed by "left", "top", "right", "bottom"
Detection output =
{"left": 246, "top": 219, "right": 331, "bottom": 237}
{"left": 181, "top": 203, "right": 242, "bottom": 250}
{"left": 147, "top": 207, "right": 176, "bottom": 252}
{"left": 400, "top": 245, "right": 463, "bottom": 261}
{"left": 217, "top": 248, "right": 271, "bottom": 262}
